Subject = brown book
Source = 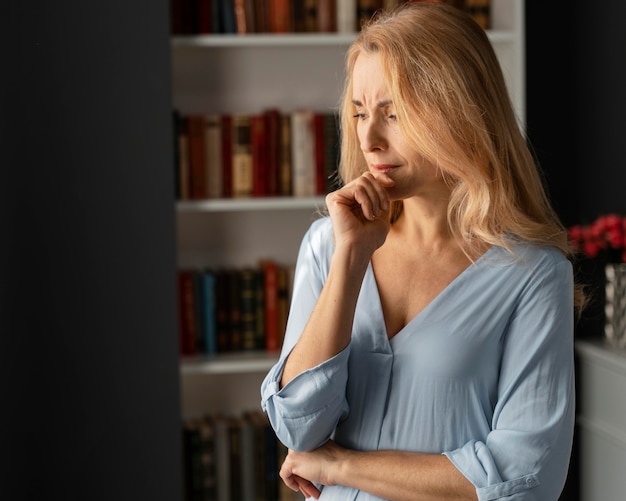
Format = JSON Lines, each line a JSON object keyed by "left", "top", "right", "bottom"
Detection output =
{"left": 187, "top": 115, "right": 207, "bottom": 199}
{"left": 178, "top": 270, "right": 197, "bottom": 356}
{"left": 239, "top": 268, "right": 258, "bottom": 351}
{"left": 261, "top": 260, "right": 279, "bottom": 352}
{"left": 221, "top": 114, "right": 233, "bottom": 198}
{"left": 279, "top": 113, "right": 292, "bottom": 196}
{"left": 264, "top": 108, "right": 281, "bottom": 196}
{"left": 251, "top": 113, "right": 269, "bottom": 196}
{"left": 175, "top": 114, "right": 191, "bottom": 200}
{"left": 234, "top": 0, "right": 256, "bottom": 33}
{"left": 276, "top": 264, "right": 290, "bottom": 351}
{"left": 269, "top": 0, "right": 293, "bottom": 33}
{"left": 231, "top": 114, "right": 253, "bottom": 198}
{"left": 313, "top": 112, "right": 327, "bottom": 195}
{"left": 303, "top": 0, "right": 318, "bottom": 31}
{"left": 204, "top": 113, "right": 223, "bottom": 198}
{"left": 317, "top": 0, "right": 337, "bottom": 32}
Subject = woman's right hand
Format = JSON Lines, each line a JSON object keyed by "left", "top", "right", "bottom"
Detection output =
{"left": 325, "top": 172, "right": 395, "bottom": 256}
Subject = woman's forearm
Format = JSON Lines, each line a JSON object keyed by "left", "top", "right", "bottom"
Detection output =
{"left": 281, "top": 245, "right": 371, "bottom": 387}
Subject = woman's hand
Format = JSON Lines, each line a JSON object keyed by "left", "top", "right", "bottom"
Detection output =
{"left": 279, "top": 440, "right": 347, "bottom": 499}
{"left": 325, "top": 172, "right": 395, "bottom": 255}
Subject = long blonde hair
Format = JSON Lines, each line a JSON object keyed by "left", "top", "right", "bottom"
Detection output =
{"left": 338, "top": 2, "right": 585, "bottom": 311}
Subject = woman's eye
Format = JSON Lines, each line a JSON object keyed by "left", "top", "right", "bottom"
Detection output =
{"left": 353, "top": 112, "right": 366, "bottom": 120}
{"left": 388, "top": 114, "right": 397, "bottom": 121}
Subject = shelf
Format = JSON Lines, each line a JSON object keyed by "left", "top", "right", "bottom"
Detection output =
{"left": 177, "top": 196, "right": 327, "bottom": 212}
{"left": 172, "top": 33, "right": 357, "bottom": 48}
{"left": 172, "top": 30, "right": 516, "bottom": 48}
{"left": 181, "top": 351, "right": 279, "bottom": 375}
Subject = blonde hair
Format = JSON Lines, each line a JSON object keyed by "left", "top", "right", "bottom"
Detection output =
{"left": 338, "top": 2, "right": 586, "bottom": 311}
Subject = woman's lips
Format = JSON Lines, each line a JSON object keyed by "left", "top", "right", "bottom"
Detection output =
{"left": 371, "top": 164, "right": 398, "bottom": 174}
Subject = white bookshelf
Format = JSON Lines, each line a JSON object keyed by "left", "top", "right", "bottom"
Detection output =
{"left": 173, "top": 0, "right": 526, "bottom": 419}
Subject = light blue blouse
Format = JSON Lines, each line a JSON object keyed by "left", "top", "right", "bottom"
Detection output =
{"left": 261, "top": 217, "right": 575, "bottom": 501}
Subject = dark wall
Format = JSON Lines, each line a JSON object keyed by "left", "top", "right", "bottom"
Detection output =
{"left": 0, "top": 2, "right": 181, "bottom": 500}
{"left": 527, "top": 0, "right": 626, "bottom": 226}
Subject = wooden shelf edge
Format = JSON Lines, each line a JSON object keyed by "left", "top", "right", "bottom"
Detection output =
{"left": 180, "top": 351, "right": 280, "bottom": 375}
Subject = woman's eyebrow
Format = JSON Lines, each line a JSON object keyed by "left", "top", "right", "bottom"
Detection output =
{"left": 351, "top": 99, "right": 393, "bottom": 108}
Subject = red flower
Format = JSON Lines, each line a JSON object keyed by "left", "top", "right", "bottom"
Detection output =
{"left": 568, "top": 213, "right": 626, "bottom": 263}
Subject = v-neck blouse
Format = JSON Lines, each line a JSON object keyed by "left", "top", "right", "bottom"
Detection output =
{"left": 261, "top": 216, "right": 575, "bottom": 501}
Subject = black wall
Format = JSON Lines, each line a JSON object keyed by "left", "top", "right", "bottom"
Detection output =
{"left": 0, "top": 1, "right": 181, "bottom": 500}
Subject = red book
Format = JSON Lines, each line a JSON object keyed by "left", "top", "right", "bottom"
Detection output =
{"left": 187, "top": 115, "right": 207, "bottom": 199}
{"left": 313, "top": 112, "right": 327, "bottom": 195}
{"left": 269, "top": 0, "right": 292, "bottom": 33}
{"left": 264, "top": 108, "right": 281, "bottom": 196}
{"left": 178, "top": 270, "right": 197, "bottom": 356}
{"left": 251, "top": 114, "right": 269, "bottom": 196}
{"left": 196, "top": 0, "right": 213, "bottom": 33}
{"left": 261, "top": 260, "right": 279, "bottom": 352}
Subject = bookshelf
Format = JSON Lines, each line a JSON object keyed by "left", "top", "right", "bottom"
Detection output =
{"left": 173, "top": 0, "right": 526, "bottom": 417}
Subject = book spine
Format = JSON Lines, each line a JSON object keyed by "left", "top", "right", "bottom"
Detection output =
{"left": 200, "top": 270, "right": 218, "bottom": 355}
{"left": 290, "top": 109, "right": 316, "bottom": 197}
{"left": 317, "top": 0, "right": 337, "bottom": 32}
{"left": 269, "top": 0, "right": 293, "bottom": 33}
{"left": 336, "top": 0, "right": 357, "bottom": 33}
{"left": 279, "top": 113, "right": 292, "bottom": 196}
{"left": 188, "top": 115, "right": 207, "bottom": 200}
{"left": 231, "top": 114, "right": 254, "bottom": 198}
{"left": 251, "top": 113, "right": 269, "bottom": 197}
{"left": 204, "top": 113, "right": 223, "bottom": 198}
{"left": 178, "top": 270, "right": 197, "bottom": 355}
{"left": 221, "top": 114, "right": 233, "bottom": 198}
{"left": 240, "top": 268, "right": 258, "bottom": 351}
{"left": 262, "top": 261, "right": 279, "bottom": 351}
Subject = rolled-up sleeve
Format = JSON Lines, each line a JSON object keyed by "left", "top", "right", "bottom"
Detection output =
{"left": 260, "top": 218, "right": 351, "bottom": 451}
{"left": 261, "top": 347, "right": 351, "bottom": 451}
{"left": 445, "top": 259, "right": 575, "bottom": 500}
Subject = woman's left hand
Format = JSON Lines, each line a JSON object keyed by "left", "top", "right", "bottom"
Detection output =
{"left": 279, "top": 440, "right": 346, "bottom": 499}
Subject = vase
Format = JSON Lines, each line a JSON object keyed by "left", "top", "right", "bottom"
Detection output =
{"left": 604, "top": 263, "right": 626, "bottom": 349}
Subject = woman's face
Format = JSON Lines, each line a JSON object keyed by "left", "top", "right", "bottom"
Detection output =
{"left": 351, "top": 52, "right": 450, "bottom": 202}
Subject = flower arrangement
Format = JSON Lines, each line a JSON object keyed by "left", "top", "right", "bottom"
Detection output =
{"left": 568, "top": 213, "right": 626, "bottom": 263}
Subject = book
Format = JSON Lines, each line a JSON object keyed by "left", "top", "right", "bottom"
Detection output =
{"left": 251, "top": 113, "right": 269, "bottom": 196}
{"left": 218, "top": 0, "right": 237, "bottom": 33}
{"left": 215, "top": 269, "right": 231, "bottom": 353}
{"left": 204, "top": 113, "right": 223, "bottom": 199}
{"left": 227, "top": 269, "right": 243, "bottom": 351}
{"left": 254, "top": 267, "right": 266, "bottom": 351}
{"left": 199, "top": 270, "right": 218, "bottom": 355}
{"left": 187, "top": 115, "right": 207, "bottom": 199}
{"left": 195, "top": 0, "right": 213, "bottom": 34}
{"left": 290, "top": 109, "right": 316, "bottom": 197}
{"left": 261, "top": 260, "right": 279, "bottom": 352}
{"left": 231, "top": 114, "right": 254, "bottom": 198}
{"left": 178, "top": 270, "right": 197, "bottom": 355}
{"left": 176, "top": 114, "right": 191, "bottom": 200}
{"left": 313, "top": 112, "right": 327, "bottom": 195}
{"left": 239, "top": 268, "right": 258, "bottom": 351}
{"left": 323, "top": 111, "right": 340, "bottom": 193}
{"left": 317, "top": 0, "right": 337, "bottom": 32}
{"left": 264, "top": 108, "right": 282, "bottom": 196}
{"left": 221, "top": 114, "right": 233, "bottom": 198}
{"left": 214, "top": 415, "right": 231, "bottom": 501}
{"left": 303, "top": 0, "right": 318, "bottom": 32}
{"left": 336, "top": 0, "right": 357, "bottom": 33}
{"left": 276, "top": 264, "right": 291, "bottom": 350}
{"left": 279, "top": 113, "right": 292, "bottom": 196}
{"left": 269, "top": 0, "right": 293, "bottom": 33}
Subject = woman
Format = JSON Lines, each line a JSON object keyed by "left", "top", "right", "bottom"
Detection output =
{"left": 261, "top": 3, "right": 583, "bottom": 500}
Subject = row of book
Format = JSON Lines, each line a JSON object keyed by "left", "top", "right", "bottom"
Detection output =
{"left": 178, "top": 262, "right": 294, "bottom": 356}
{"left": 174, "top": 109, "right": 340, "bottom": 201}
{"left": 171, "top": 0, "right": 491, "bottom": 36}
{"left": 182, "top": 410, "right": 302, "bottom": 501}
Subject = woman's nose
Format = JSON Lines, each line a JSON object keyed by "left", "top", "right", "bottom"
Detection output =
{"left": 360, "top": 120, "right": 387, "bottom": 152}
